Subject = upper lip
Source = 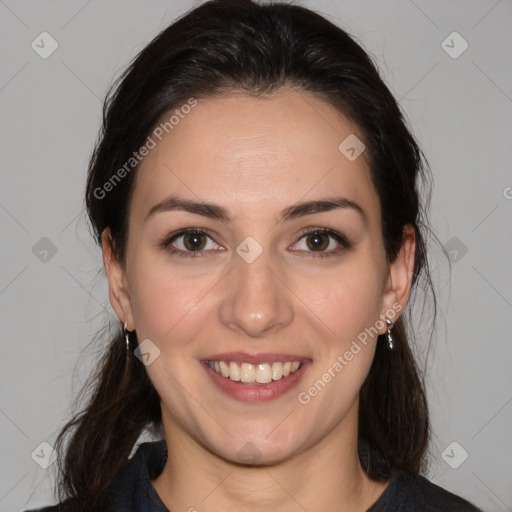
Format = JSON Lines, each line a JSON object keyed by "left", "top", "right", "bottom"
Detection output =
{"left": 202, "top": 352, "right": 312, "bottom": 365}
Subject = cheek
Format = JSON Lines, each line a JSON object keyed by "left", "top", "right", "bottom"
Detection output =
{"left": 301, "top": 258, "right": 383, "bottom": 335}
{"left": 127, "top": 251, "right": 214, "bottom": 346}
{"left": 296, "top": 256, "right": 383, "bottom": 392}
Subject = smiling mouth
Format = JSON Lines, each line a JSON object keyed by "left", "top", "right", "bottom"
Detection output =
{"left": 206, "top": 360, "right": 305, "bottom": 385}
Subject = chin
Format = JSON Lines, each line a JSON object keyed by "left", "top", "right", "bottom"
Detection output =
{"left": 208, "top": 428, "right": 305, "bottom": 467}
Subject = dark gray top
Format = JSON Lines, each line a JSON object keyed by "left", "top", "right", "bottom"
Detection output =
{"left": 25, "top": 440, "right": 484, "bottom": 511}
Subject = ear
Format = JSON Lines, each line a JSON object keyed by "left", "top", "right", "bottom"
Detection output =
{"left": 378, "top": 224, "right": 416, "bottom": 333}
{"left": 101, "top": 227, "right": 136, "bottom": 331}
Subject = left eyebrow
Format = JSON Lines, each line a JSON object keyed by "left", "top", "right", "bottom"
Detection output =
{"left": 144, "top": 194, "right": 367, "bottom": 225}
{"left": 280, "top": 197, "right": 367, "bottom": 225}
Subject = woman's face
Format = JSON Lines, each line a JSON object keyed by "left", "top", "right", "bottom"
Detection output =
{"left": 104, "top": 88, "right": 414, "bottom": 465}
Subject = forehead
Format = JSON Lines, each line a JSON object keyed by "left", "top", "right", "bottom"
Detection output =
{"left": 131, "top": 89, "right": 378, "bottom": 222}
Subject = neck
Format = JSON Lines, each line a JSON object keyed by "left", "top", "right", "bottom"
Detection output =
{"left": 151, "top": 405, "right": 389, "bottom": 512}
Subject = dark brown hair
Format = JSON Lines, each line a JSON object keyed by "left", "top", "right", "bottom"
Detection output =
{"left": 52, "top": 0, "right": 438, "bottom": 509}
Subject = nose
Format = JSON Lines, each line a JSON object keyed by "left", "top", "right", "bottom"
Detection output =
{"left": 218, "top": 247, "right": 294, "bottom": 338}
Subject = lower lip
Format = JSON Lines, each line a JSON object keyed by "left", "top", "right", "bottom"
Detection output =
{"left": 201, "top": 360, "right": 312, "bottom": 402}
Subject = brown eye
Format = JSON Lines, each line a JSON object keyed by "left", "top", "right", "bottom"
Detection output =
{"left": 160, "top": 228, "right": 224, "bottom": 259}
{"left": 291, "top": 228, "right": 352, "bottom": 258}
{"left": 183, "top": 232, "right": 207, "bottom": 251}
{"left": 305, "top": 232, "right": 330, "bottom": 251}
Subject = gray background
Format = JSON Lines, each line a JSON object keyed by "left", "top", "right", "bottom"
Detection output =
{"left": 1, "top": 1, "right": 511, "bottom": 511}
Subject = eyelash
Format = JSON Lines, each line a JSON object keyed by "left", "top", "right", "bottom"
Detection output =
{"left": 159, "top": 227, "right": 352, "bottom": 259}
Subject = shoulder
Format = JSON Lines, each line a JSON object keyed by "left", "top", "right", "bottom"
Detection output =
{"left": 23, "top": 498, "right": 82, "bottom": 512}
{"left": 369, "top": 468, "right": 483, "bottom": 512}
{"left": 22, "top": 440, "right": 168, "bottom": 512}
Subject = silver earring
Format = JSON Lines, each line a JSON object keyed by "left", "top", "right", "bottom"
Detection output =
{"left": 123, "top": 321, "right": 130, "bottom": 356}
{"left": 384, "top": 318, "right": 394, "bottom": 350}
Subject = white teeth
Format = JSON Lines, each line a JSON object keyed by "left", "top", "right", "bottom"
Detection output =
{"left": 271, "top": 362, "right": 283, "bottom": 380}
{"left": 219, "top": 361, "right": 229, "bottom": 378}
{"left": 229, "top": 361, "right": 241, "bottom": 381}
{"left": 255, "top": 363, "right": 272, "bottom": 384}
{"left": 208, "top": 360, "right": 303, "bottom": 384}
{"left": 240, "top": 363, "right": 255, "bottom": 383}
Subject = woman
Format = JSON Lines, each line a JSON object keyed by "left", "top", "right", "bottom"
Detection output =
{"left": 27, "top": 0, "right": 483, "bottom": 510}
